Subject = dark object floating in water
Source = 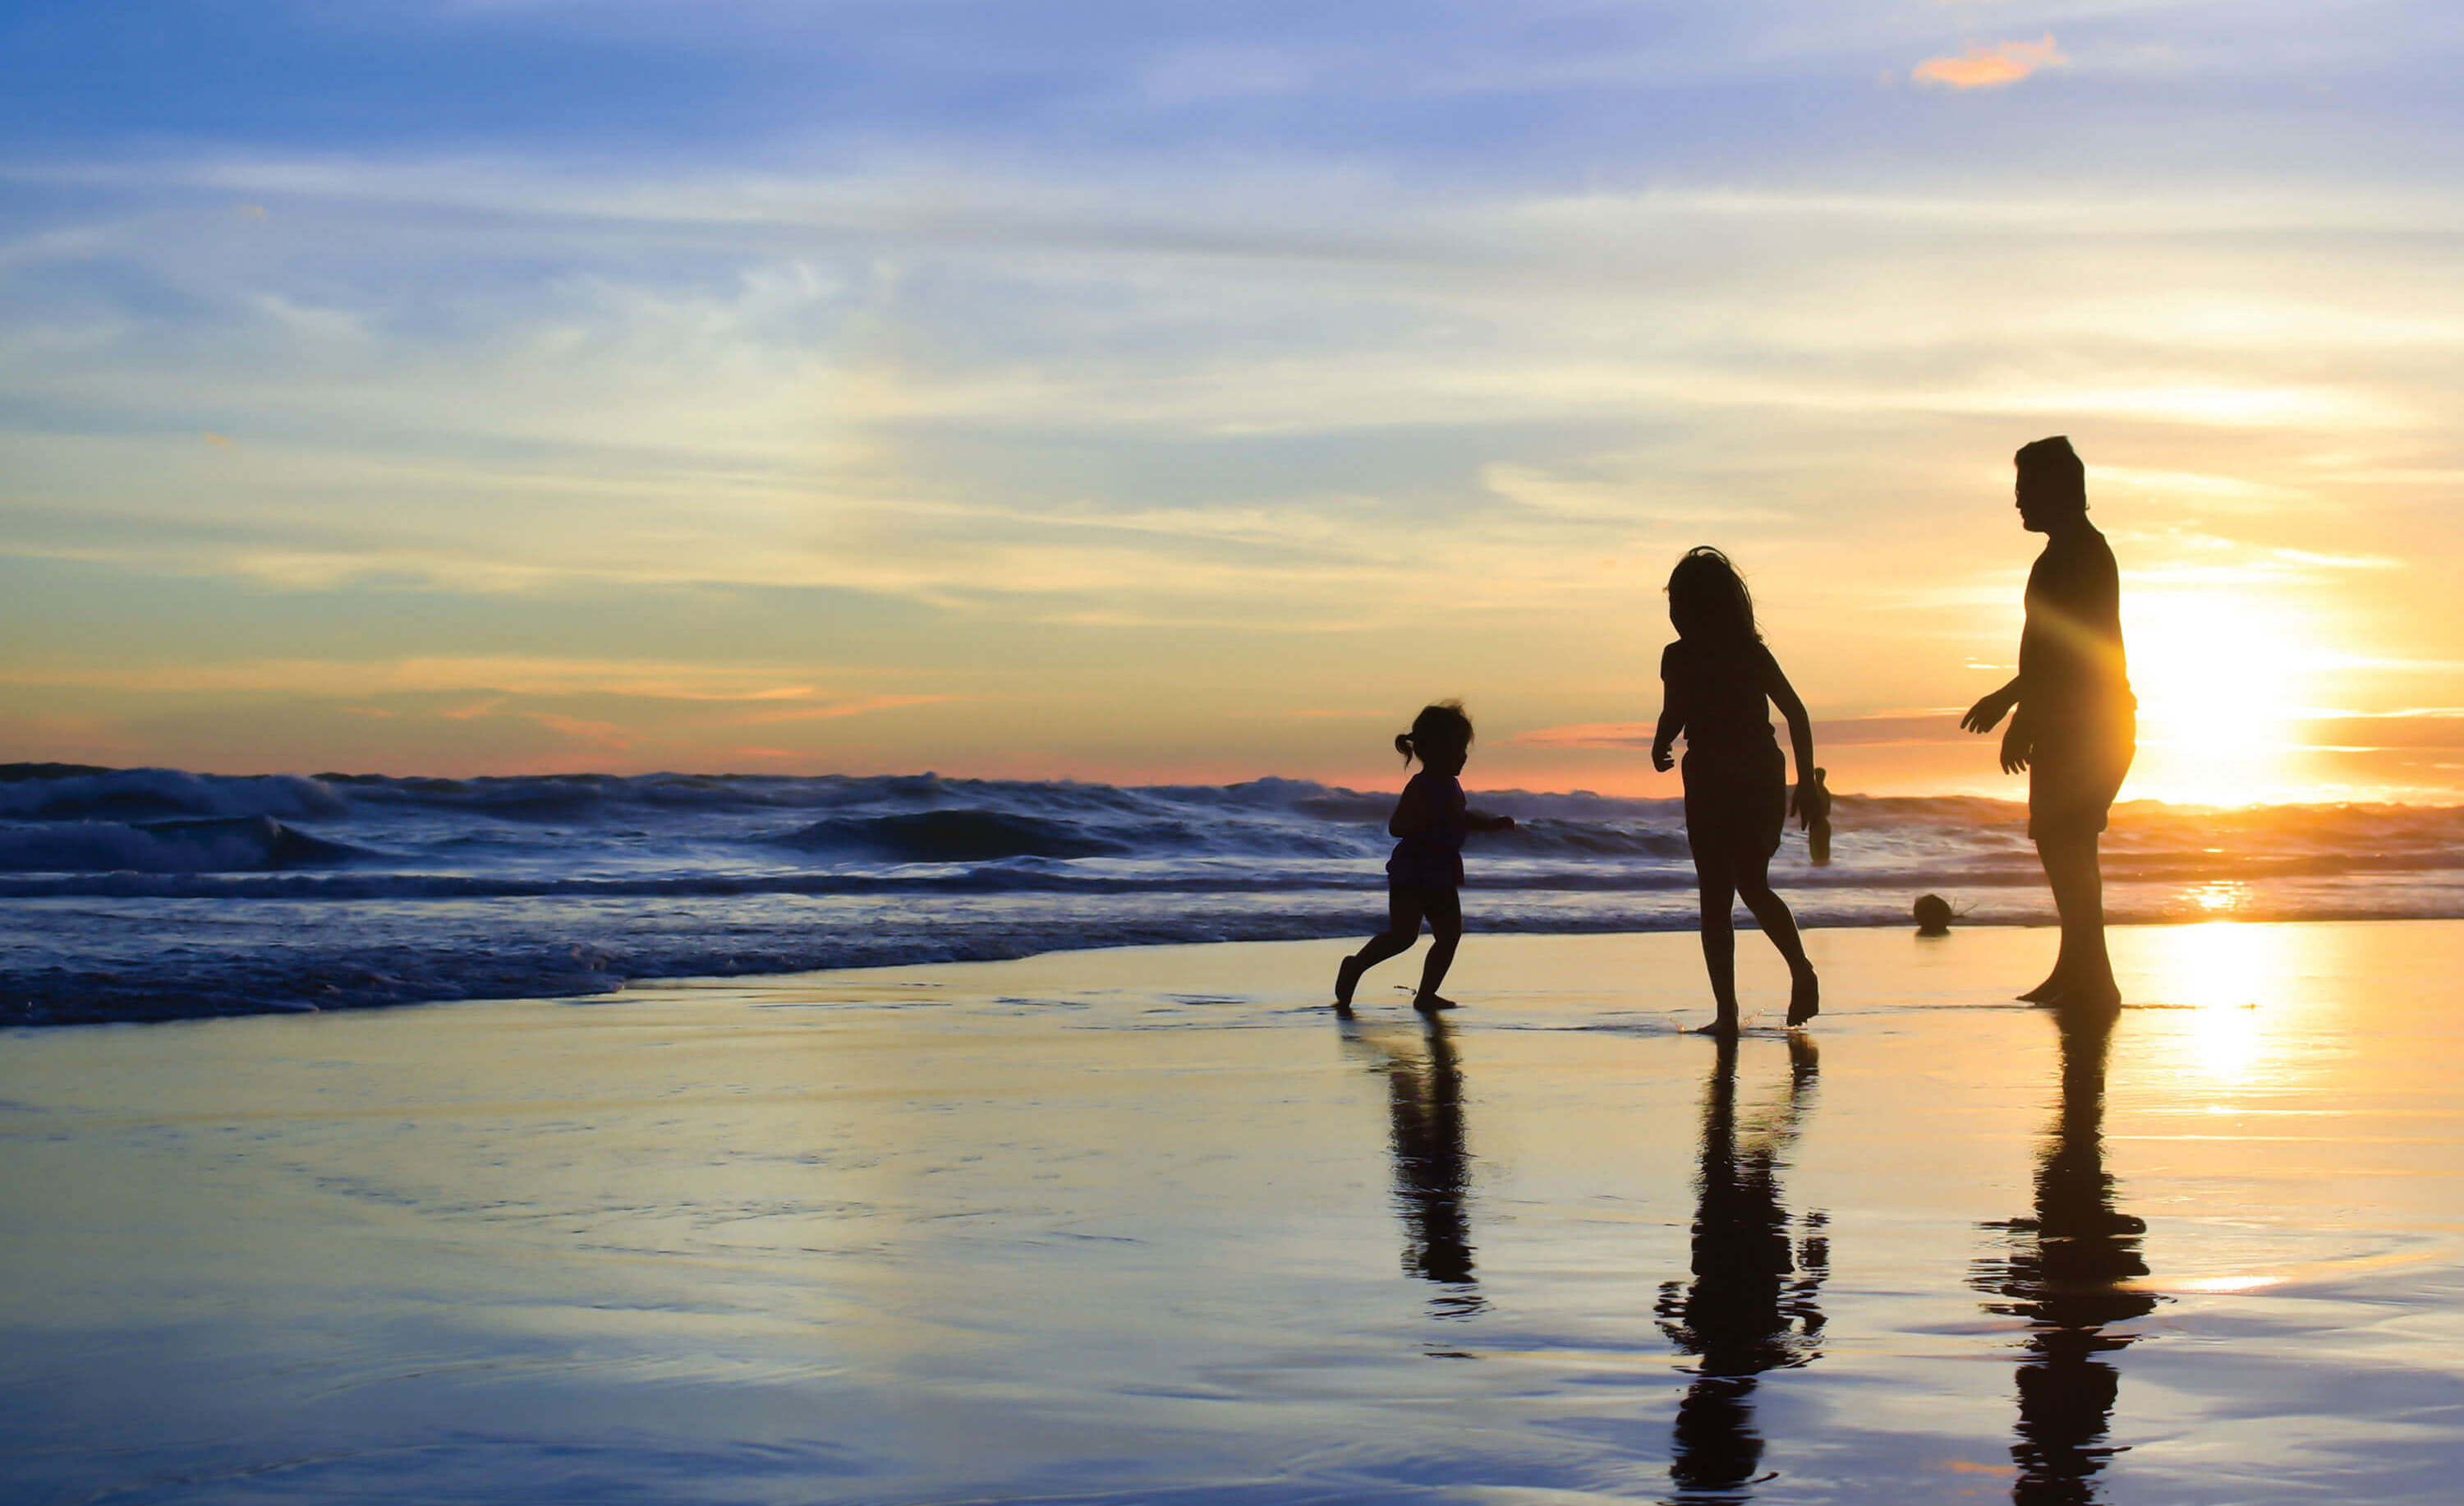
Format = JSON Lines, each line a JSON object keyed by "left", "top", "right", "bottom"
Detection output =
{"left": 1913, "top": 893, "right": 1955, "bottom": 936}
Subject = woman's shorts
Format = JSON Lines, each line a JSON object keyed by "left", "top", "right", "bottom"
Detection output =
{"left": 2028, "top": 704, "right": 2136, "bottom": 841}
{"left": 1682, "top": 742, "right": 1788, "bottom": 867}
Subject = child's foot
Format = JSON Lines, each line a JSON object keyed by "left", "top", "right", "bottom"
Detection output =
{"left": 1786, "top": 966, "right": 1820, "bottom": 1028}
{"left": 2017, "top": 968, "right": 2066, "bottom": 1003}
{"left": 1334, "top": 955, "right": 1365, "bottom": 1011}
{"left": 1411, "top": 992, "right": 1458, "bottom": 1013}
{"left": 1694, "top": 1013, "right": 1741, "bottom": 1037}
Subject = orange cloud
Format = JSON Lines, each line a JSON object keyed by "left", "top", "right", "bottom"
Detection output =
{"left": 1513, "top": 721, "right": 1656, "bottom": 748}
{"left": 1912, "top": 34, "right": 2065, "bottom": 89}
{"left": 733, "top": 693, "right": 957, "bottom": 725}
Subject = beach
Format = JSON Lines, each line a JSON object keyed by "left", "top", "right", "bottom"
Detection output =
{"left": 5, "top": 920, "right": 2462, "bottom": 1504}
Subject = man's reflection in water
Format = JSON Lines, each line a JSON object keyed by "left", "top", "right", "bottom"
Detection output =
{"left": 1971, "top": 1005, "right": 2155, "bottom": 1504}
{"left": 1346, "top": 1016, "right": 1483, "bottom": 1319}
{"left": 1656, "top": 1033, "right": 1828, "bottom": 1501}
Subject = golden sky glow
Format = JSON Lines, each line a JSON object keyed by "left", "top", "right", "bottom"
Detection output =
{"left": 4, "top": 4, "right": 2463, "bottom": 800}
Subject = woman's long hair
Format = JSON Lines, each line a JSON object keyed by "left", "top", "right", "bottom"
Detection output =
{"left": 1666, "top": 547, "right": 1761, "bottom": 647}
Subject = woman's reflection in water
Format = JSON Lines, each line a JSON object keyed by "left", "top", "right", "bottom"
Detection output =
{"left": 1971, "top": 1005, "right": 2156, "bottom": 1504}
{"left": 1656, "top": 1033, "right": 1828, "bottom": 1502}
{"left": 1346, "top": 1016, "right": 1483, "bottom": 1319}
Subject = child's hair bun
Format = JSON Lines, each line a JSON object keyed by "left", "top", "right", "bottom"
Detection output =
{"left": 1395, "top": 731, "right": 1417, "bottom": 762}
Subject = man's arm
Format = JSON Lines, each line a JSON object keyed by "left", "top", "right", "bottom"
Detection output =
{"left": 1962, "top": 674, "right": 2023, "bottom": 735}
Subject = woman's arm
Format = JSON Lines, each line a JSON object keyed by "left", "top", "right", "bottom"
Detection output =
{"left": 1763, "top": 651, "right": 1825, "bottom": 827}
{"left": 1651, "top": 651, "right": 1686, "bottom": 773}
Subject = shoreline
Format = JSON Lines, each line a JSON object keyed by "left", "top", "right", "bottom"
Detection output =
{"left": 14, "top": 907, "right": 2464, "bottom": 1029}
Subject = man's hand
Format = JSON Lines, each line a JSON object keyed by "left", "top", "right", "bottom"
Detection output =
{"left": 1998, "top": 717, "right": 2031, "bottom": 775}
{"left": 1961, "top": 685, "right": 2018, "bottom": 735}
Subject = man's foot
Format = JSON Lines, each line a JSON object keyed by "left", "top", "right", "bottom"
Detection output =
{"left": 1411, "top": 992, "right": 1458, "bottom": 1013}
{"left": 1786, "top": 966, "right": 1820, "bottom": 1028}
{"left": 1334, "top": 955, "right": 1364, "bottom": 1010}
{"left": 2062, "top": 974, "right": 2122, "bottom": 1013}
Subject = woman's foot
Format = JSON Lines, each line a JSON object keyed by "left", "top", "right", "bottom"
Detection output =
{"left": 1411, "top": 992, "right": 1458, "bottom": 1013}
{"left": 1333, "top": 955, "right": 1365, "bottom": 1011}
{"left": 1786, "top": 965, "right": 1820, "bottom": 1027}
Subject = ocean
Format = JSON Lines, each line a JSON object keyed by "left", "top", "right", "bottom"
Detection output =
{"left": 8, "top": 762, "right": 2464, "bottom": 1025}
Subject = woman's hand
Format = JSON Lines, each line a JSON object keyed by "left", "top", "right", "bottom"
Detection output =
{"left": 1651, "top": 742, "right": 1675, "bottom": 773}
{"left": 1961, "top": 684, "right": 2019, "bottom": 735}
{"left": 1790, "top": 778, "right": 1828, "bottom": 830}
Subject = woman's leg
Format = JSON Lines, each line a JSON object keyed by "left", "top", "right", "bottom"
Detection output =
{"left": 1413, "top": 887, "right": 1464, "bottom": 1010}
{"left": 1695, "top": 850, "right": 1741, "bottom": 1032}
{"left": 1337, "top": 887, "right": 1427, "bottom": 1008}
{"left": 1734, "top": 848, "right": 1818, "bottom": 1025}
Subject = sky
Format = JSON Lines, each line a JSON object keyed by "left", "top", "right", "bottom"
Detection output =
{"left": 4, "top": 0, "right": 2463, "bottom": 800}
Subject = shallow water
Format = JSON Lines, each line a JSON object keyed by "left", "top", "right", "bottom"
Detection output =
{"left": 4, "top": 923, "right": 2462, "bottom": 1503}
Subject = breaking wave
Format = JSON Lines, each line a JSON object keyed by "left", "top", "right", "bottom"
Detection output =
{"left": 7, "top": 762, "right": 2463, "bottom": 1025}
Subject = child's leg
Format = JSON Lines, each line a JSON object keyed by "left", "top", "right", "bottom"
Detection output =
{"left": 1412, "top": 887, "right": 1464, "bottom": 1010}
{"left": 1735, "top": 850, "right": 1818, "bottom": 1025}
{"left": 1695, "top": 852, "right": 1740, "bottom": 1031}
{"left": 1337, "top": 887, "right": 1427, "bottom": 1007}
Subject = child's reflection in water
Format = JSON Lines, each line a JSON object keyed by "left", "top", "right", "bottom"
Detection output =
{"left": 1971, "top": 1005, "right": 2156, "bottom": 1505}
{"left": 1345, "top": 1016, "right": 1483, "bottom": 1319}
{"left": 1656, "top": 1033, "right": 1828, "bottom": 1502}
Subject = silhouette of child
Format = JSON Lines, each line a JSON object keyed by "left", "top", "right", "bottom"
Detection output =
{"left": 1651, "top": 548, "right": 1824, "bottom": 1034}
{"left": 1334, "top": 702, "right": 1515, "bottom": 1014}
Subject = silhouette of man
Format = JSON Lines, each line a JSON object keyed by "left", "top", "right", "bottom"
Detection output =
{"left": 1972, "top": 1005, "right": 2155, "bottom": 1504}
{"left": 1962, "top": 437, "right": 2136, "bottom": 1008}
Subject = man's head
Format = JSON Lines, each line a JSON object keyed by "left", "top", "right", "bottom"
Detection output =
{"left": 2014, "top": 435, "right": 2086, "bottom": 532}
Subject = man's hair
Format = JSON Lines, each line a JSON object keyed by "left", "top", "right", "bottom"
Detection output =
{"left": 2015, "top": 435, "right": 2086, "bottom": 508}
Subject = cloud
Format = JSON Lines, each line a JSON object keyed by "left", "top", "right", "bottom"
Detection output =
{"left": 1912, "top": 34, "right": 2066, "bottom": 90}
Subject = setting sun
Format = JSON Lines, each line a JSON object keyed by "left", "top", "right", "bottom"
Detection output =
{"left": 2122, "top": 590, "right": 2333, "bottom": 806}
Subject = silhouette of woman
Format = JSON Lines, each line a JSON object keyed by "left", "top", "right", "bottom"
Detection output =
{"left": 1971, "top": 1004, "right": 2156, "bottom": 1503}
{"left": 1656, "top": 1033, "right": 1827, "bottom": 1499}
{"left": 1652, "top": 547, "right": 1827, "bottom": 1034}
{"left": 1961, "top": 437, "right": 2136, "bottom": 1008}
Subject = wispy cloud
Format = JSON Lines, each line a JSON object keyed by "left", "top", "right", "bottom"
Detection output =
{"left": 1912, "top": 34, "right": 2066, "bottom": 90}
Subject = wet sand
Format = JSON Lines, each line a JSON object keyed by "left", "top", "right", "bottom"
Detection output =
{"left": 5, "top": 921, "right": 2463, "bottom": 1504}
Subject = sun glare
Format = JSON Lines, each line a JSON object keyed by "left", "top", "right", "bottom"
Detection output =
{"left": 2122, "top": 591, "right": 2328, "bottom": 806}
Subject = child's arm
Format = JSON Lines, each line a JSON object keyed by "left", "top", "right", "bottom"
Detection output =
{"left": 1761, "top": 649, "right": 1827, "bottom": 829}
{"left": 1388, "top": 779, "right": 1430, "bottom": 840}
{"left": 1465, "top": 806, "right": 1516, "bottom": 832}
{"left": 1651, "top": 647, "right": 1685, "bottom": 773}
